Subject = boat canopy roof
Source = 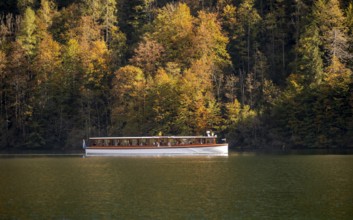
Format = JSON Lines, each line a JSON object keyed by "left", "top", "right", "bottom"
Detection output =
{"left": 89, "top": 136, "right": 216, "bottom": 140}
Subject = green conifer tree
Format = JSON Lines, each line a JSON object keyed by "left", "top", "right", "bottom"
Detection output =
{"left": 17, "top": 7, "right": 37, "bottom": 57}
{"left": 296, "top": 22, "right": 324, "bottom": 86}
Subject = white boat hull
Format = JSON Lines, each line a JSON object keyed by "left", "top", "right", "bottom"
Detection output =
{"left": 85, "top": 144, "right": 228, "bottom": 156}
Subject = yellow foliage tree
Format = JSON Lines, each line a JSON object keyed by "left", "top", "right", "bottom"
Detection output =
{"left": 111, "top": 65, "right": 146, "bottom": 135}
{"left": 324, "top": 55, "right": 352, "bottom": 90}
{"left": 177, "top": 58, "right": 222, "bottom": 134}
{"left": 35, "top": 34, "right": 61, "bottom": 83}
{"left": 151, "top": 3, "right": 194, "bottom": 67}
{"left": 193, "top": 11, "right": 230, "bottom": 66}
{"left": 145, "top": 68, "right": 181, "bottom": 135}
{"left": 0, "top": 51, "right": 5, "bottom": 76}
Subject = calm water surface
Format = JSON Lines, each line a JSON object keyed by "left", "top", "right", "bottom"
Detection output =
{"left": 0, "top": 153, "right": 353, "bottom": 219}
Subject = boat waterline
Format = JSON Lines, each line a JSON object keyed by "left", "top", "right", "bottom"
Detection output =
{"left": 85, "top": 144, "right": 228, "bottom": 156}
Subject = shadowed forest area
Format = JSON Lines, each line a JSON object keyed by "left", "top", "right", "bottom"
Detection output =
{"left": 0, "top": 0, "right": 352, "bottom": 151}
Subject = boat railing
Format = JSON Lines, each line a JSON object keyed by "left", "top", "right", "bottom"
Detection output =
{"left": 89, "top": 137, "right": 218, "bottom": 148}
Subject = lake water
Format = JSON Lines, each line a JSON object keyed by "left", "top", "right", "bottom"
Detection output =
{"left": 0, "top": 153, "right": 352, "bottom": 219}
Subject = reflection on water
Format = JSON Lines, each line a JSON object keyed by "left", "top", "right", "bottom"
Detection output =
{"left": 0, "top": 154, "right": 353, "bottom": 219}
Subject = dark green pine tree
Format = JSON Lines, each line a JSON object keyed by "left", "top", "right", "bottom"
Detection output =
{"left": 295, "top": 21, "right": 324, "bottom": 86}
{"left": 117, "top": 0, "right": 155, "bottom": 48}
{"left": 261, "top": 0, "right": 291, "bottom": 85}
{"left": 232, "top": 0, "right": 261, "bottom": 106}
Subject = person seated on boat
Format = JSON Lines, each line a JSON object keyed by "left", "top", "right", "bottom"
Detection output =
{"left": 157, "top": 142, "right": 160, "bottom": 147}
{"left": 168, "top": 142, "right": 171, "bottom": 147}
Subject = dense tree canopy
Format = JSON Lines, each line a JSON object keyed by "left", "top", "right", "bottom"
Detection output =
{"left": 0, "top": 0, "right": 352, "bottom": 150}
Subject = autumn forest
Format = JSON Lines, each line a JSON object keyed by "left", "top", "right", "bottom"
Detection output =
{"left": 0, "top": 0, "right": 352, "bottom": 150}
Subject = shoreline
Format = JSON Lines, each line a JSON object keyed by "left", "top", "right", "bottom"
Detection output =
{"left": 1, "top": 148, "right": 353, "bottom": 156}
{"left": 231, "top": 148, "right": 353, "bottom": 155}
{"left": 0, "top": 149, "right": 84, "bottom": 156}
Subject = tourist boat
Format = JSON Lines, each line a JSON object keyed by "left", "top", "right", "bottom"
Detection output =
{"left": 84, "top": 135, "right": 228, "bottom": 156}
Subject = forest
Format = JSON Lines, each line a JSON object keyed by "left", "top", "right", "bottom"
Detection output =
{"left": 0, "top": 0, "right": 352, "bottom": 150}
